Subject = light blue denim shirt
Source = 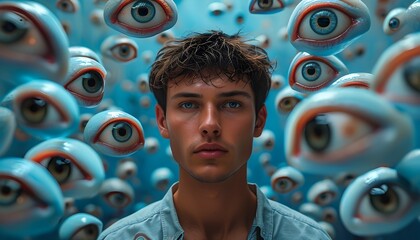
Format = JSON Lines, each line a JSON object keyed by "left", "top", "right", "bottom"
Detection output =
{"left": 98, "top": 183, "right": 331, "bottom": 240}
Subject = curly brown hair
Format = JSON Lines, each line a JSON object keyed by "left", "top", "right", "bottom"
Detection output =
{"left": 149, "top": 30, "right": 275, "bottom": 114}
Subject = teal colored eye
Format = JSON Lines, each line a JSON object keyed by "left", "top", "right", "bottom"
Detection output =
{"left": 310, "top": 10, "right": 337, "bottom": 35}
{"left": 302, "top": 62, "right": 321, "bottom": 81}
{"left": 131, "top": 0, "right": 156, "bottom": 23}
{"left": 112, "top": 122, "right": 133, "bottom": 142}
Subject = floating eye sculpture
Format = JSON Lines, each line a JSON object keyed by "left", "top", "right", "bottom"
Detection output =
{"left": 99, "top": 178, "right": 135, "bottom": 210}
{"left": 137, "top": 73, "right": 150, "bottom": 93}
{"left": 287, "top": 0, "right": 370, "bottom": 56}
{"left": 208, "top": 2, "right": 227, "bottom": 16}
{"left": 270, "top": 166, "right": 304, "bottom": 194}
{"left": 56, "top": 0, "right": 80, "bottom": 13}
{"left": 329, "top": 72, "right": 373, "bottom": 89}
{"left": 0, "top": 158, "right": 64, "bottom": 238}
{"left": 288, "top": 52, "right": 348, "bottom": 93}
{"left": 254, "top": 129, "right": 275, "bottom": 151}
{"left": 248, "top": 0, "right": 290, "bottom": 14}
{"left": 25, "top": 138, "right": 105, "bottom": 199}
{"left": 63, "top": 56, "right": 107, "bottom": 107}
{"left": 144, "top": 137, "right": 159, "bottom": 153}
{"left": 59, "top": 213, "right": 103, "bottom": 240}
{"left": 1, "top": 80, "right": 79, "bottom": 139}
{"left": 84, "top": 110, "right": 145, "bottom": 157}
{"left": 307, "top": 179, "right": 339, "bottom": 206}
{"left": 0, "top": 107, "right": 15, "bottom": 156}
{"left": 116, "top": 158, "right": 138, "bottom": 180}
{"left": 150, "top": 167, "right": 174, "bottom": 191}
{"left": 340, "top": 156, "right": 420, "bottom": 237}
{"left": 383, "top": 1, "right": 420, "bottom": 37}
{"left": 0, "top": 1, "right": 69, "bottom": 84}
{"left": 103, "top": 0, "right": 178, "bottom": 38}
{"left": 274, "top": 85, "right": 306, "bottom": 129}
{"left": 69, "top": 46, "right": 102, "bottom": 63}
{"left": 298, "top": 202, "right": 323, "bottom": 221}
{"left": 285, "top": 88, "right": 414, "bottom": 176}
{"left": 100, "top": 35, "right": 138, "bottom": 62}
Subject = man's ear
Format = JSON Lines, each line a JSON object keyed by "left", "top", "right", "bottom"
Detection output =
{"left": 254, "top": 104, "right": 267, "bottom": 137}
{"left": 155, "top": 104, "right": 169, "bottom": 139}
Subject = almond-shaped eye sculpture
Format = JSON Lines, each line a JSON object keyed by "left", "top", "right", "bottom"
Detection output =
{"left": 24, "top": 138, "right": 105, "bottom": 199}
{"left": 383, "top": 1, "right": 420, "bottom": 37}
{"left": 329, "top": 72, "right": 373, "bottom": 89}
{"left": 0, "top": 80, "right": 79, "bottom": 139}
{"left": 100, "top": 35, "right": 138, "bottom": 62}
{"left": 0, "top": 107, "right": 15, "bottom": 156}
{"left": 84, "top": 110, "right": 145, "bottom": 157}
{"left": 249, "top": 0, "right": 291, "bottom": 14}
{"left": 0, "top": 158, "right": 64, "bottom": 238}
{"left": 307, "top": 179, "right": 339, "bottom": 206}
{"left": 275, "top": 86, "right": 306, "bottom": 129}
{"left": 99, "top": 178, "right": 134, "bottom": 210}
{"left": 63, "top": 56, "right": 107, "bottom": 107}
{"left": 59, "top": 213, "right": 103, "bottom": 240}
{"left": 287, "top": 0, "right": 370, "bottom": 56}
{"left": 285, "top": 88, "right": 414, "bottom": 176}
{"left": 56, "top": 0, "right": 80, "bottom": 13}
{"left": 0, "top": 1, "right": 69, "bottom": 84}
{"left": 150, "top": 167, "right": 174, "bottom": 191}
{"left": 271, "top": 166, "right": 304, "bottom": 194}
{"left": 103, "top": 0, "right": 178, "bottom": 38}
{"left": 288, "top": 52, "right": 348, "bottom": 93}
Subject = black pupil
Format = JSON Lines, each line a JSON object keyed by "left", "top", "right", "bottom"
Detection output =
{"left": 138, "top": 7, "right": 149, "bottom": 16}
{"left": 1, "top": 186, "right": 11, "bottom": 195}
{"left": 318, "top": 17, "right": 330, "bottom": 27}
{"left": 2, "top": 21, "right": 16, "bottom": 33}
{"left": 30, "top": 98, "right": 46, "bottom": 112}
{"left": 87, "top": 78, "right": 96, "bottom": 87}
{"left": 307, "top": 67, "right": 316, "bottom": 75}
{"left": 118, "top": 128, "right": 127, "bottom": 136}
{"left": 52, "top": 157, "right": 70, "bottom": 173}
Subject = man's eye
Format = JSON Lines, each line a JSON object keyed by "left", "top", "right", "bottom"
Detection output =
{"left": 224, "top": 102, "right": 240, "bottom": 108}
{"left": 180, "top": 102, "right": 195, "bottom": 109}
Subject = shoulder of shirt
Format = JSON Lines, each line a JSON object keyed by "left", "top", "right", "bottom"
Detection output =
{"left": 267, "top": 199, "right": 331, "bottom": 239}
{"left": 98, "top": 200, "right": 165, "bottom": 240}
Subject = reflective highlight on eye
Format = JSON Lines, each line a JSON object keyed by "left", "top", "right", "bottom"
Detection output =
{"left": 288, "top": 52, "right": 348, "bottom": 93}
{"left": 101, "top": 35, "right": 138, "bottom": 62}
{"left": 104, "top": 0, "right": 178, "bottom": 38}
{"left": 287, "top": 0, "right": 371, "bottom": 56}
{"left": 270, "top": 166, "right": 304, "bottom": 194}
{"left": 84, "top": 110, "right": 145, "bottom": 157}
{"left": 59, "top": 213, "right": 103, "bottom": 240}
{"left": 249, "top": 0, "right": 286, "bottom": 14}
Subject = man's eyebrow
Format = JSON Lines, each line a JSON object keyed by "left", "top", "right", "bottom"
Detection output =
{"left": 218, "top": 91, "right": 252, "bottom": 99}
{"left": 171, "top": 92, "right": 202, "bottom": 99}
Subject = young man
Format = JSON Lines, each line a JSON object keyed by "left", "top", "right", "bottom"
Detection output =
{"left": 98, "top": 31, "right": 330, "bottom": 240}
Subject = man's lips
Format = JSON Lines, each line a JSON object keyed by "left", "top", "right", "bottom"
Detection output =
{"left": 193, "top": 143, "right": 228, "bottom": 158}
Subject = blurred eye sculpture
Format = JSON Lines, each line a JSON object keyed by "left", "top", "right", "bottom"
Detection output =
{"left": 285, "top": 88, "right": 414, "bottom": 176}
{"left": 63, "top": 57, "right": 107, "bottom": 107}
{"left": 307, "top": 179, "right": 339, "bottom": 206}
{"left": 150, "top": 167, "right": 174, "bottom": 191}
{"left": 288, "top": 52, "right": 348, "bottom": 93}
{"left": 24, "top": 138, "right": 105, "bottom": 199}
{"left": 104, "top": 0, "right": 178, "bottom": 38}
{"left": 383, "top": 1, "right": 420, "bottom": 37}
{"left": 0, "top": 1, "right": 69, "bottom": 83}
{"left": 254, "top": 129, "right": 275, "bottom": 151}
{"left": 0, "top": 80, "right": 79, "bottom": 139}
{"left": 329, "top": 72, "right": 373, "bottom": 89}
{"left": 270, "top": 166, "right": 304, "bottom": 194}
{"left": 56, "top": 0, "right": 80, "bottom": 13}
{"left": 274, "top": 86, "right": 306, "bottom": 130}
{"left": 59, "top": 213, "right": 103, "bottom": 240}
{"left": 0, "top": 107, "right": 15, "bottom": 156}
{"left": 99, "top": 178, "right": 134, "bottom": 209}
{"left": 287, "top": 0, "right": 370, "bottom": 56}
{"left": 84, "top": 110, "right": 145, "bottom": 157}
{"left": 340, "top": 163, "right": 420, "bottom": 236}
{"left": 0, "top": 158, "right": 64, "bottom": 238}
{"left": 249, "top": 0, "right": 289, "bottom": 14}
{"left": 101, "top": 35, "right": 138, "bottom": 62}
{"left": 116, "top": 158, "right": 138, "bottom": 179}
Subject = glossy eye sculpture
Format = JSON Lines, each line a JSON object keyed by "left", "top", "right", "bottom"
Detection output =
{"left": 383, "top": 1, "right": 420, "bottom": 37}
{"left": 0, "top": 1, "right": 69, "bottom": 83}
{"left": 307, "top": 179, "right": 339, "bottom": 206}
{"left": 84, "top": 110, "right": 145, "bottom": 157}
{"left": 0, "top": 158, "right": 64, "bottom": 238}
{"left": 285, "top": 88, "right": 414, "bottom": 176}
{"left": 371, "top": 32, "right": 420, "bottom": 119}
{"left": 1, "top": 80, "right": 79, "bottom": 139}
{"left": 0, "top": 107, "right": 15, "bottom": 156}
{"left": 287, "top": 0, "right": 370, "bottom": 56}
{"left": 56, "top": 0, "right": 80, "bottom": 13}
{"left": 254, "top": 129, "right": 275, "bottom": 151}
{"left": 298, "top": 202, "right": 323, "bottom": 221}
{"left": 208, "top": 2, "right": 227, "bottom": 16}
{"left": 275, "top": 86, "right": 306, "bottom": 129}
{"left": 24, "top": 138, "right": 105, "bottom": 199}
{"left": 340, "top": 149, "right": 420, "bottom": 236}
{"left": 63, "top": 56, "right": 107, "bottom": 107}
{"left": 249, "top": 0, "right": 292, "bottom": 14}
{"left": 150, "top": 167, "right": 174, "bottom": 191}
{"left": 99, "top": 178, "right": 135, "bottom": 210}
{"left": 69, "top": 46, "right": 102, "bottom": 63}
{"left": 100, "top": 35, "right": 138, "bottom": 62}
{"left": 329, "top": 72, "right": 373, "bottom": 89}
{"left": 288, "top": 52, "right": 348, "bottom": 93}
{"left": 103, "top": 0, "right": 178, "bottom": 38}
{"left": 144, "top": 137, "right": 159, "bottom": 153}
{"left": 116, "top": 158, "right": 138, "bottom": 179}
{"left": 270, "top": 166, "right": 304, "bottom": 194}
{"left": 59, "top": 213, "right": 103, "bottom": 240}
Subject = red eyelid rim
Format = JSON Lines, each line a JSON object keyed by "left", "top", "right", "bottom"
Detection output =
{"left": 292, "top": 106, "right": 380, "bottom": 157}
{"left": 291, "top": 3, "right": 356, "bottom": 42}
{"left": 30, "top": 150, "right": 93, "bottom": 181}
{"left": 104, "top": 191, "right": 132, "bottom": 208}
{"left": 0, "top": 174, "right": 48, "bottom": 208}
{"left": 16, "top": 91, "right": 69, "bottom": 124}
{"left": 314, "top": 191, "right": 336, "bottom": 205}
{"left": 64, "top": 67, "right": 105, "bottom": 102}
{"left": 56, "top": 0, "right": 78, "bottom": 13}
{"left": 250, "top": 0, "right": 284, "bottom": 11}
{"left": 289, "top": 56, "right": 339, "bottom": 91}
{"left": 374, "top": 45, "right": 420, "bottom": 94}
{"left": 272, "top": 177, "right": 297, "bottom": 192}
{"left": 110, "top": 43, "right": 138, "bottom": 61}
{"left": 110, "top": 0, "right": 176, "bottom": 34}
{"left": 354, "top": 184, "right": 414, "bottom": 222}
{"left": 341, "top": 81, "right": 370, "bottom": 89}
{"left": 93, "top": 118, "right": 145, "bottom": 153}
{"left": 0, "top": 5, "right": 55, "bottom": 63}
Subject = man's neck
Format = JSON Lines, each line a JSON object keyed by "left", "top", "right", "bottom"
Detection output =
{"left": 173, "top": 167, "right": 257, "bottom": 240}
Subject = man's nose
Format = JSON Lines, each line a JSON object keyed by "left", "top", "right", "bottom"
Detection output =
{"left": 199, "top": 105, "right": 221, "bottom": 137}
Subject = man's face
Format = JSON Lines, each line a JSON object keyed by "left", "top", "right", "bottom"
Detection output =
{"left": 155, "top": 75, "right": 267, "bottom": 183}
